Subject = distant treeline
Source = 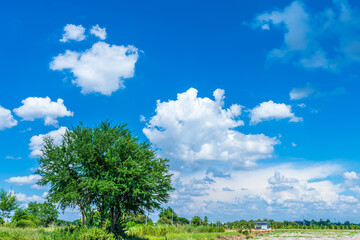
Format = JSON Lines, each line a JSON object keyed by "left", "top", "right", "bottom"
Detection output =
{"left": 125, "top": 207, "right": 360, "bottom": 230}
{"left": 225, "top": 219, "right": 360, "bottom": 230}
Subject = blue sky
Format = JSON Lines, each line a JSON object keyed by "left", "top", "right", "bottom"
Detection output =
{"left": 1, "top": 0, "right": 360, "bottom": 223}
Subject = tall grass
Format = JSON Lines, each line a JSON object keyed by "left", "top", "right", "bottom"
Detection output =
{"left": 126, "top": 224, "right": 225, "bottom": 238}
{"left": 0, "top": 226, "right": 116, "bottom": 240}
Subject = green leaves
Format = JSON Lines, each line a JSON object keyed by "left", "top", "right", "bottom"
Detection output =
{"left": 36, "top": 120, "right": 173, "bottom": 236}
{"left": 0, "top": 188, "right": 20, "bottom": 223}
{"left": 27, "top": 201, "right": 59, "bottom": 226}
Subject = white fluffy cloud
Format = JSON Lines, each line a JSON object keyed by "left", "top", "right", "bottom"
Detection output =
{"left": 5, "top": 175, "right": 41, "bottom": 185}
{"left": 344, "top": 171, "right": 359, "bottom": 181}
{"left": 13, "top": 97, "right": 73, "bottom": 126}
{"left": 90, "top": 25, "right": 107, "bottom": 40}
{"left": 50, "top": 41, "right": 139, "bottom": 96}
{"left": 250, "top": 100, "right": 302, "bottom": 124}
{"left": 169, "top": 163, "right": 359, "bottom": 219}
{"left": 253, "top": 0, "right": 360, "bottom": 70}
{"left": 29, "top": 127, "right": 68, "bottom": 157}
{"left": 16, "top": 192, "right": 47, "bottom": 203}
{"left": 60, "top": 24, "right": 86, "bottom": 42}
{"left": 0, "top": 106, "right": 17, "bottom": 130}
{"left": 290, "top": 85, "right": 315, "bottom": 100}
{"left": 143, "top": 88, "right": 279, "bottom": 167}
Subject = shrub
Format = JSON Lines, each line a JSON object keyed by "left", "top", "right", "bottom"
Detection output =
{"left": 80, "top": 227, "right": 116, "bottom": 240}
{"left": 240, "top": 229, "right": 250, "bottom": 235}
{"left": 15, "top": 219, "right": 36, "bottom": 228}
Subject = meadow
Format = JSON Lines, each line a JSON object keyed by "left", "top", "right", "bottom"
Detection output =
{"left": 2, "top": 225, "right": 360, "bottom": 240}
{"left": 0, "top": 225, "right": 242, "bottom": 240}
{"left": 255, "top": 229, "right": 360, "bottom": 239}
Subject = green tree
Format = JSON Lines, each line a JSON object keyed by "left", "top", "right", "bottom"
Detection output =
{"left": 12, "top": 208, "right": 33, "bottom": 222}
{"left": 0, "top": 189, "right": 20, "bottom": 223}
{"left": 191, "top": 216, "right": 202, "bottom": 226}
{"left": 36, "top": 121, "right": 173, "bottom": 236}
{"left": 159, "top": 207, "right": 177, "bottom": 224}
{"left": 157, "top": 216, "right": 172, "bottom": 224}
{"left": 177, "top": 217, "right": 190, "bottom": 225}
{"left": 27, "top": 201, "right": 58, "bottom": 226}
{"left": 203, "top": 216, "right": 209, "bottom": 226}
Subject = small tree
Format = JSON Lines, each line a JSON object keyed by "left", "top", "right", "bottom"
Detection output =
{"left": 191, "top": 216, "right": 202, "bottom": 226}
{"left": 0, "top": 189, "right": 20, "bottom": 223}
{"left": 157, "top": 216, "right": 172, "bottom": 225}
{"left": 27, "top": 201, "right": 58, "bottom": 226}
{"left": 159, "top": 207, "right": 178, "bottom": 224}
{"left": 12, "top": 208, "right": 32, "bottom": 222}
{"left": 177, "top": 217, "right": 190, "bottom": 225}
{"left": 203, "top": 216, "right": 209, "bottom": 226}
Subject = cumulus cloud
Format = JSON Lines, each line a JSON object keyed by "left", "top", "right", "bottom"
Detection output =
{"left": 0, "top": 106, "right": 17, "bottom": 130}
{"left": 290, "top": 85, "right": 315, "bottom": 100}
{"left": 250, "top": 100, "right": 302, "bottom": 124}
{"left": 16, "top": 192, "right": 47, "bottom": 203}
{"left": 5, "top": 175, "right": 41, "bottom": 185}
{"left": 60, "top": 24, "right": 86, "bottom": 42}
{"left": 50, "top": 41, "right": 139, "bottom": 96}
{"left": 344, "top": 171, "right": 359, "bottom": 181}
{"left": 90, "top": 25, "right": 107, "bottom": 40}
{"left": 143, "top": 88, "right": 279, "bottom": 167}
{"left": 169, "top": 163, "right": 358, "bottom": 219}
{"left": 13, "top": 97, "right": 73, "bottom": 126}
{"left": 253, "top": 0, "right": 360, "bottom": 70}
{"left": 29, "top": 127, "right": 68, "bottom": 157}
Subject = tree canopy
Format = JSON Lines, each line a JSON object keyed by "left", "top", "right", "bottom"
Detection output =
{"left": 0, "top": 188, "right": 20, "bottom": 223}
{"left": 36, "top": 121, "right": 173, "bottom": 235}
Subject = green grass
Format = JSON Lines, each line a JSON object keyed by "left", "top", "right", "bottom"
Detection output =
{"left": 0, "top": 226, "right": 115, "bottom": 240}
{"left": 146, "top": 231, "right": 242, "bottom": 240}
{"left": 0, "top": 225, "right": 243, "bottom": 240}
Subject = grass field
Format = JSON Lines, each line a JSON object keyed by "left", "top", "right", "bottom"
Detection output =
{"left": 0, "top": 226, "right": 244, "bottom": 240}
{"left": 1, "top": 227, "right": 360, "bottom": 240}
{"left": 255, "top": 230, "right": 360, "bottom": 239}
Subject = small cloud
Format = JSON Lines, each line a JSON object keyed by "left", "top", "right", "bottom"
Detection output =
{"left": 139, "top": 115, "right": 146, "bottom": 122}
{"left": 5, "top": 174, "right": 41, "bottom": 185}
{"left": 19, "top": 128, "right": 32, "bottom": 133}
{"left": 291, "top": 142, "right": 297, "bottom": 147}
{"left": 297, "top": 103, "right": 306, "bottom": 108}
{"left": 5, "top": 156, "right": 22, "bottom": 160}
{"left": 261, "top": 24, "right": 270, "bottom": 30}
{"left": 16, "top": 192, "right": 46, "bottom": 203}
{"left": 250, "top": 100, "right": 303, "bottom": 124}
{"left": 0, "top": 106, "right": 17, "bottom": 130}
{"left": 60, "top": 24, "right": 86, "bottom": 42}
{"left": 222, "top": 187, "right": 235, "bottom": 192}
{"left": 13, "top": 97, "right": 73, "bottom": 127}
{"left": 29, "top": 127, "right": 68, "bottom": 158}
{"left": 344, "top": 171, "right": 359, "bottom": 181}
{"left": 31, "top": 184, "right": 47, "bottom": 190}
{"left": 290, "top": 85, "right": 315, "bottom": 100}
{"left": 90, "top": 24, "right": 107, "bottom": 40}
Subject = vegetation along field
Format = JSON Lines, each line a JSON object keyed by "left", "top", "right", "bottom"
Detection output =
{"left": 255, "top": 230, "right": 360, "bottom": 239}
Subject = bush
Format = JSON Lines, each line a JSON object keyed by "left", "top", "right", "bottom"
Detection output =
{"left": 194, "top": 226, "right": 225, "bottom": 233}
{"left": 15, "top": 219, "right": 36, "bottom": 228}
{"left": 80, "top": 227, "right": 116, "bottom": 240}
{"left": 239, "top": 229, "right": 250, "bottom": 235}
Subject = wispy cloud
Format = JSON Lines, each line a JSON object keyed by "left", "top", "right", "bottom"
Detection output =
{"left": 253, "top": 0, "right": 360, "bottom": 71}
